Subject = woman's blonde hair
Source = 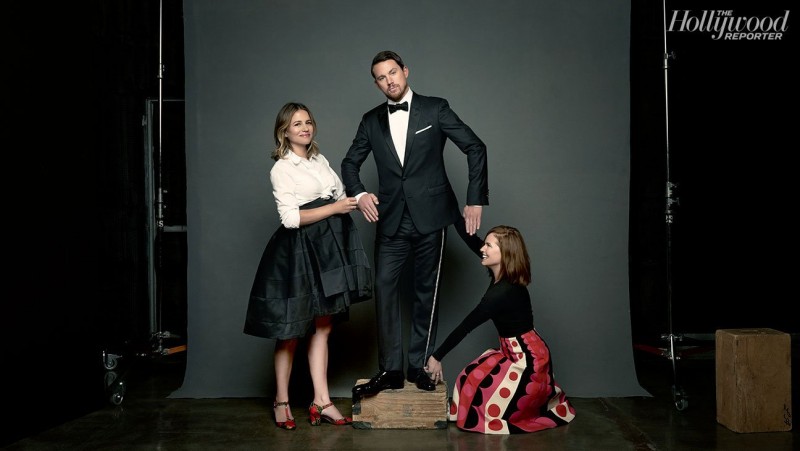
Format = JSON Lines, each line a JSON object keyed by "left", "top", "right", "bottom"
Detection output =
{"left": 271, "top": 102, "right": 320, "bottom": 161}
{"left": 486, "top": 225, "right": 531, "bottom": 286}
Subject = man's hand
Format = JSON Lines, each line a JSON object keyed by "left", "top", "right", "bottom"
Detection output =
{"left": 357, "top": 193, "right": 380, "bottom": 222}
{"left": 463, "top": 205, "right": 482, "bottom": 235}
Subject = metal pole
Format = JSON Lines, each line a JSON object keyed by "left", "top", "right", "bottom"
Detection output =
{"left": 154, "top": 0, "right": 165, "bottom": 343}
{"left": 661, "top": 0, "right": 686, "bottom": 411}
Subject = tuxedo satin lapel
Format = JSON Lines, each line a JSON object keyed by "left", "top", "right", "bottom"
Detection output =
{"left": 379, "top": 108, "right": 403, "bottom": 167}
{"left": 404, "top": 100, "right": 423, "bottom": 166}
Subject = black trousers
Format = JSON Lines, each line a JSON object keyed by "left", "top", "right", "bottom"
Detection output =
{"left": 374, "top": 209, "right": 446, "bottom": 374}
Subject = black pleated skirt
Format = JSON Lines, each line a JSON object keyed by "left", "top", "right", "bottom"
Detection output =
{"left": 244, "top": 198, "right": 373, "bottom": 340}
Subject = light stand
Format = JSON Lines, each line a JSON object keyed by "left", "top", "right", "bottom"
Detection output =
{"left": 101, "top": 0, "right": 185, "bottom": 406}
{"left": 660, "top": 0, "right": 686, "bottom": 411}
{"left": 632, "top": 0, "right": 696, "bottom": 411}
{"left": 149, "top": 0, "right": 187, "bottom": 357}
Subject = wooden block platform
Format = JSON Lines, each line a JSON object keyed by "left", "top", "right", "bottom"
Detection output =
{"left": 716, "top": 328, "right": 792, "bottom": 433}
{"left": 352, "top": 379, "right": 449, "bottom": 429}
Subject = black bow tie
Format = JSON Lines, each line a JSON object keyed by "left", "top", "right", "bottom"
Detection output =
{"left": 388, "top": 102, "right": 408, "bottom": 114}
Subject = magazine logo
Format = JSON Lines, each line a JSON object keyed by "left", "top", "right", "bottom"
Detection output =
{"left": 669, "top": 10, "right": 790, "bottom": 40}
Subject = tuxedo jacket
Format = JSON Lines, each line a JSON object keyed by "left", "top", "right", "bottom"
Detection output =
{"left": 341, "top": 93, "right": 489, "bottom": 236}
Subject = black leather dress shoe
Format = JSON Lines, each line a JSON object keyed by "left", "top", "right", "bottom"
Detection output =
{"left": 352, "top": 370, "right": 405, "bottom": 397}
{"left": 414, "top": 371, "right": 436, "bottom": 391}
{"left": 406, "top": 368, "right": 423, "bottom": 383}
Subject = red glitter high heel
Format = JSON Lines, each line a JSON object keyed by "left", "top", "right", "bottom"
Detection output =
{"left": 308, "top": 402, "right": 352, "bottom": 426}
{"left": 273, "top": 401, "right": 297, "bottom": 430}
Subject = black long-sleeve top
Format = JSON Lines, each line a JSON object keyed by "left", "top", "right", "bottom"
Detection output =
{"left": 431, "top": 278, "right": 534, "bottom": 361}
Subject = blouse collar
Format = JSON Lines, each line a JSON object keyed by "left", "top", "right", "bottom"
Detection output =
{"left": 286, "top": 149, "right": 316, "bottom": 165}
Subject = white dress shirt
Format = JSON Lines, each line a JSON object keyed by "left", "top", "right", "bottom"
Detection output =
{"left": 388, "top": 89, "right": 414, "bottom": 166}
{"left": 269, "top": 151, "right": 345, "bottom": 228}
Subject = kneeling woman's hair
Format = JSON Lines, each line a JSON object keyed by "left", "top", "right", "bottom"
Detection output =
{"left": 486, "top": 225, "right": 531, "bottom": 286}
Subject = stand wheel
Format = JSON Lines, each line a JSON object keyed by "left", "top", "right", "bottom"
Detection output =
{"left": 110, "top": 392, "right": 124, "bottom": 405}
{"left": 103, "top": 353, "right": 120, "bottom": 370}
{"left": 671, "top": 385, "right": 688, "bottom": 411}
{"left": 109, "top": 381, "right": 127, "bottom": 405}
{"left": 104, "top": 371, "right": 118, "bottom": 387}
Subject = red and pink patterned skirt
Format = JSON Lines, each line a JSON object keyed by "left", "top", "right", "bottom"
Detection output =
{"left": 449, "top": 329, "right": 575, "bottom": 434}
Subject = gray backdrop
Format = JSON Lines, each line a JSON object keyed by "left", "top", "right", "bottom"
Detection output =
{"left": 175, "top": 0, "right": 647, "bottom": 398}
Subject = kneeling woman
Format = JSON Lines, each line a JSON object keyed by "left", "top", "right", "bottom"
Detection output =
{"left": 425, "top": 225, "right": 575, "bottom": 434}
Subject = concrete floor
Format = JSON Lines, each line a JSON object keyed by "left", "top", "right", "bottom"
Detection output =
{"left": 5, "top": 342, "right": 797, "bottom": 450}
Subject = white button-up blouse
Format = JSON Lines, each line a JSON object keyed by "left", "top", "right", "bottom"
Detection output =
{"left": 269, "top": 151, "right": 346, "bottom": 228}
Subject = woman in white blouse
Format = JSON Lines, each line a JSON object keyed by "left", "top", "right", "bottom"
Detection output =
{"left": 244, "top": 102, "right": 373, "bottom": 430}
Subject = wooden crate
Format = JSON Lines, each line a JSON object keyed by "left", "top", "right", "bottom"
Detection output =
{"left": 352, "top": 379, "right": 448, "bottom": 429}
{"left": 716, "top": 328, "right": 792, "bottom": 433}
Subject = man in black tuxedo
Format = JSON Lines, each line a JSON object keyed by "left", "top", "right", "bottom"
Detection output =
{"left": 343, "top": 50, "right": 488, "bottom": 395}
